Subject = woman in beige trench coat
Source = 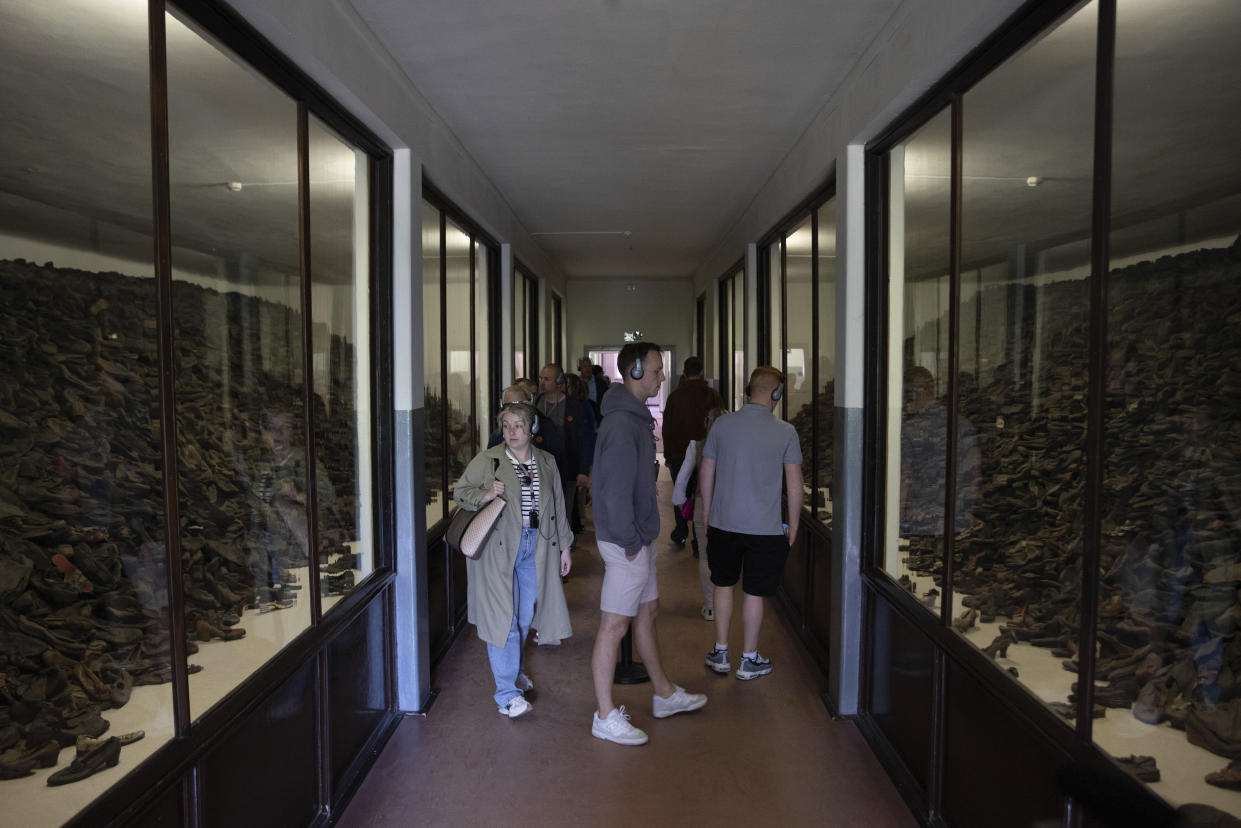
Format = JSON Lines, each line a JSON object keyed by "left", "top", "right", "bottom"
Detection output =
{"left": 454, "top": 403, "right": 573, "bottom": 718}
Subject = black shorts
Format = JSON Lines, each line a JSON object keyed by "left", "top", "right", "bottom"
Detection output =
{"left": 706, "top": 527, "right": 789, "bottom": 597}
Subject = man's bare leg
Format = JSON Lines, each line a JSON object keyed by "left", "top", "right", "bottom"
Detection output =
{"left": 713, "top": 584, "right": 734, "bottom": 647}
{"left": 592, "top": 610, "right": 631, "bottom": 716}
{"left": 632, "top": 598, "right": 675, "bottom": 698}
{"left": 742, "top": 593, "right": 765, "bottom": 653}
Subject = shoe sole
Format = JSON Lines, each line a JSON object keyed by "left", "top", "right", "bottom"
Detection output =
{"left": 736, "top": 668, "right": 772, "bottom": 681}
{"left": 592, "top": 727, "right": 648, "bottom": 745}
{"left": 705, "top": 661, "right": 730, "bottom": 673}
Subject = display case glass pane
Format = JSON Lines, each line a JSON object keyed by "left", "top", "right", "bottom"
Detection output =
{"left": 1097, "top": 0, "right": 1241, "bottom": 811}
{"left": 0, "top": 2, "right": 172, "bottom": 820}
{"left": 166, "top": 10, "right": 310, "bottom": 720}
{"left": 883, "top": 106, "right": 951, "bottom": 617}
{"left": 731, "top": 270, "right": 746, "bottom": 412}
{"left": 513, "top": 268, "right": 527, "bottom": 380}
{"left": 308, "top": 116, "right": 371, "bottom": 610}
{"left": 953, "top": 1, "right": 1096, "bottom": 705}
{"left": 816, "top": 199, "right": 838, "bottom": 523}
{"left": 444, "top": 220, "right": 472, "bottom": 497}
{"left": 769, "top": 243, "right": 782, "bottom": 371}
{"left": 473, "top": 240, "right": 490, "bottom": 453}
{"left": 785, "top": 217, "right": 814, "bottom": 505}
{"left": 421, "top": 202, "right": 443, "bottom": 531}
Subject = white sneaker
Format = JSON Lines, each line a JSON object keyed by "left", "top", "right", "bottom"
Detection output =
{"left": 591, "top": 706, "right": 648, "bottom": 745}
{"left": 701, "top": 606, "right": 714, "bottom": 621}
{"left": 498, "top": 696, "right": 532, "bottom": 718}
{"left": 652, "top": 685, "right": 708, "bottom": 719}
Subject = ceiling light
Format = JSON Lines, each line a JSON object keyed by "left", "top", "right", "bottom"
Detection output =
{"left": 1026, "top": 176, "right": 1042, "bottom": 188}
{"left": 226, "top": 181, "right": 243, "bottom": 192}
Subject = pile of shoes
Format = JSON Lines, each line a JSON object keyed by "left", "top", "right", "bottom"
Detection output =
{"left": 1, "top": 257, "right": 361, "bottom": 786}
{"left": 899, "top": 237, "right": 1241, "bottom": 781}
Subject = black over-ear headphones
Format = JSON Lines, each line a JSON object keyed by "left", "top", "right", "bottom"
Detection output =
{"left": 745, "top": 378, "right": 784, "bottom": 401}
{"left": 498, "top": 400, "right": 539, "bottom": 435}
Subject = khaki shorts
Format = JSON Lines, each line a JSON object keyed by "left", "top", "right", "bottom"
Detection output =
{"left": 597, "top": 540, "right": 658, "bottom": 616}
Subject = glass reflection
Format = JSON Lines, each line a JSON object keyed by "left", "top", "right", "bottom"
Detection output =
{"left": 785, "top": 218, "right": 814, "bottom": 503}
{"left": 0, "top": 2, "right": 170, "bottom": 819}
{"left": 817, "top": 201, "right": 838, "bottom": 522}
{"left": 167, "top": 10, "right": 309, "bottom": 720}
{"left": 1096, "top": 0, "right": 1241, "bottom": 812}
{"left": 884, "top": 106, "right": 952, "bottom": 618}
{"left": 950, "top": 2, "right": 1096, "bottom": 702}
{"left": 422, "top": 201, "right": 443, "bottom": 530}
{"left": 308, "top": 116, "right": 371, "bottom": 610}
{"left": 444, "top": 221, "right": 472, "bottom": 495}
{"left": 473, "top": 241, "right": 490, "bottom": 454}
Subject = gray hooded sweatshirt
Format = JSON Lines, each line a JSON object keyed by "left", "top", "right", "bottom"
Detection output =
{"left": 591, "top": 385, "right": 660, "bottom": 557}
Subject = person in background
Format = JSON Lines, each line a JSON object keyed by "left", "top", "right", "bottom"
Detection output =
{"left": 589, "top": 341, "right": 707, "bottom": 746}
{"left": 536, "top": 363, "right": 593, "bottom": 534}
{"left": 673, "top": 406, "right": 728, "bottom": 621}
{"left": 564, "top": 372, "right": 597, "bottom": 534}
{"left": 454, "top": 402, "right": 573, "bottom": 719}
{"left": 591, "top": 365, "right": 611, "bottom": 421}
{"left": 578, "top": 356, "right": 602, "bottom": 422}
{"left": 698, "top": 366, "right": 802, "bottom": 681}
{"left": 661, "top": 356, "right": 723, "bottom": 549}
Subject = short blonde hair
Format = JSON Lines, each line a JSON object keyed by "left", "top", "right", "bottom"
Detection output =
{"left": 497, "top": 402, "right": 537, "bottom": 432}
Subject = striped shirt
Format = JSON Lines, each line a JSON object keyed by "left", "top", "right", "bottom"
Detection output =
{"left": 506, "top": 450, "right": 540, "bottom": 525}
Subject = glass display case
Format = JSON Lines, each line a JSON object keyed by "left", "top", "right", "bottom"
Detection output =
{"left": 0, "top": 5, "right": 380, "bottom": 823}
{"left": 880, "top": 0, "right": 1241, "bottom": 815}
{"left": 1, "top": 3, "right": 173, "bottom": 823}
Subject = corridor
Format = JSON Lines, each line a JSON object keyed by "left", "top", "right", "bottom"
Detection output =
{"left": 338, "top": 470, "right": 916, "bottom": 827}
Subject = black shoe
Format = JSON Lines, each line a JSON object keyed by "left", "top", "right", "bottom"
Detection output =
{"left": 47, "top": 736, "right": 120, "bottom": 786}
{"left": 670, "top": 531, "right": 687, "bottom": 549}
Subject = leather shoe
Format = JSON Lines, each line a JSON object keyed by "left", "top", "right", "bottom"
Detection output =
{"left": 47, "top": 736, "right": 120, "bottom": 786}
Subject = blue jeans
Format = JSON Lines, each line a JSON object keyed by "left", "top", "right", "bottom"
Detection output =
{"left": 487, "top": 527, "right": 537, "bottom": 708}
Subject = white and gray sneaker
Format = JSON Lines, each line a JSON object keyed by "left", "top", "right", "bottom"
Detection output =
{"left": 704, "top": 646, "right": 730, "bottom": 674}
{"left": 652, "top": 685, "right": 708, "bottom": 719}
{"left": 736, "top": 653, "right": 773, "bottom": 680}
{"left": 592, "top": 706, "right": 648, "bottom": 745}
{"left": 498, "top": 696, "right": 532, "bottom": 718}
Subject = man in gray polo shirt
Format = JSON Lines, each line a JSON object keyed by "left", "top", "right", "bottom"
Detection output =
{"left": 698, "top": 366, "right": 803, "bottom": 680}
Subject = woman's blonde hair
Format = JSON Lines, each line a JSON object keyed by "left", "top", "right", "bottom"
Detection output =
{"left": 497, "top": 401, "right": 537, "bottom": 432}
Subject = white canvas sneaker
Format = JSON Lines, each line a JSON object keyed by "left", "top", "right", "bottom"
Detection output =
{"left": 652, "top": 685, "right": 708, "bottom": 719}
{"left": 591, "top": 706, "right": 648, "bottom": 745}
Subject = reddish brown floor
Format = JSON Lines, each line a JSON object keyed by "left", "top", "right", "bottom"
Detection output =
{"left": 339, "top": 477, "right": 917, "bottom": 828}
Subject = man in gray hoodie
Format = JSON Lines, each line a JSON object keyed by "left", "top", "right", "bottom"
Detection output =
{"left": 589, "top": 341, "right": 708, "bottom": 746}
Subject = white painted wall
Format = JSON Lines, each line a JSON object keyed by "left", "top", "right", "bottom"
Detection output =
{"left": 566, "top": 278, "right": 695, "bottom": 385}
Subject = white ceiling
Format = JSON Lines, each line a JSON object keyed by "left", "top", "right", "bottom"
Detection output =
{"left": 348, "top": 0, "right": 902, "bottom": 280}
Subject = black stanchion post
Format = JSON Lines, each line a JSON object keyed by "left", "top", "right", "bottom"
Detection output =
{"left": 613, "top": 623, "right": 649, "bottom": 685}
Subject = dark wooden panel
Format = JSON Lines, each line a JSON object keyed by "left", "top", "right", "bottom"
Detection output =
{"left": 199, "top": 661, "right": 319, "bottom": 828}
{"left": 869, "top": 594, "right": 934, "bottom": 794}
{"left": 782, "top": 523, "right": 809, "bottom": 621}
{"left": 328, "top": 597, "right": 389, "bottom": 791}
{"left": 126, "top": 776, "right": 186, "bottom": 828}
{"left": 943, "top": 660, "right": 1066, "bottom": 828}
{"left": 427, "top": 535, "right": 449, "bottom": 660}
{"left": 809, "top": 524, "right": 833, "bottom": 656}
